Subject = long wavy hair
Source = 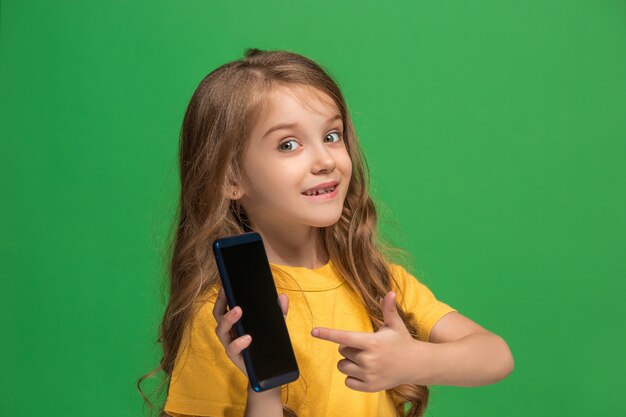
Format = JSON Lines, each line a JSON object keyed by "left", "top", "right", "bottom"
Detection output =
{"left": 137, "top": 48, "right": 429, "bottom": 417}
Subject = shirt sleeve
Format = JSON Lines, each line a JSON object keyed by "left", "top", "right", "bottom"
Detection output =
{"left": 164, "top": 293, "right": 248, "bottom": 417}
{"left": 388, "top": 263, "right": 457, "bottom": 342}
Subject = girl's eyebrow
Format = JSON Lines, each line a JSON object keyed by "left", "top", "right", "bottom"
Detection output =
{"left": 261, "top": 114, "right": 342, "bottom": 139}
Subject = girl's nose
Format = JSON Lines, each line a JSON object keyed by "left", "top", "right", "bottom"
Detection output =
{"left": 310, "top": 144, "right": 336, "bottom": 173}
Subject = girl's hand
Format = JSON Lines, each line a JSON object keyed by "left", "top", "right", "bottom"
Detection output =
{"left": 213, "top": 286, "right": 289, "bottom": 377}
{"left": 311, "top": 291, "right": 429, "bottom": 392}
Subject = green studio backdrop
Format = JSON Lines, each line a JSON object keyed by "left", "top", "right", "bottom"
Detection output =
{"left": 1, "top": 1, "right": 624, "bottom": 416}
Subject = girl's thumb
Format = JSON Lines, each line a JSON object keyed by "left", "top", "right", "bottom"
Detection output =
{"left": 381, "top": 291, "right": 402, "bottom": 328}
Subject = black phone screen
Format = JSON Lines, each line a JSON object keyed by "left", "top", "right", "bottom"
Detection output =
{"left": 218, "top": 239, "right": 298, "bottom": 383}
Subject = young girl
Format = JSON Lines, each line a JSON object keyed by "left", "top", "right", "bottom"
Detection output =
{"left": 138, "top": 48, "right": 514, "bottom": 417}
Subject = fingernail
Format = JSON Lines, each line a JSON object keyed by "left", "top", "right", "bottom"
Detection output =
{"left": 243, "top": 335, "right": 251, "bottom": 341}
{"left": 311, "top": 328, "right": 319, "bottom": 337}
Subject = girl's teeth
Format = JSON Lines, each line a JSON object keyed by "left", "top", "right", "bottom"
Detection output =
{"left": 306, "top": 186, "right": 334, "bottom": 196}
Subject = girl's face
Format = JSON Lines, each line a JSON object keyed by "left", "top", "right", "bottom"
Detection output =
{"left": 236, "top": 84, "right": 352, "bottom": 231}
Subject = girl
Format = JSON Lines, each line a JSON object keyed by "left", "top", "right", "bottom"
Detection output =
{"left": 138, "top": 48, "right": 514, "bottom": 417}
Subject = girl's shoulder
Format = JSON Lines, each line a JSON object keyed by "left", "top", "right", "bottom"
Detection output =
{"left": 385, "top": 261, "right": 419, "bottom": 288}
{"left": 385, "top": 261, "right": 446, "bottom": 306}
{"left": 182, "top": 285, "right": 220, "bottom": 331}
{"left": 196, "top": 284, "right": 219, "bottom": 305}
{"left": 385, "top": 261, "right": 457, "bottom": 341}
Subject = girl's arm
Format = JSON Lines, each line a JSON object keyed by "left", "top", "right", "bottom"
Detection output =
{"left": 420, "top": 311, "right": 514, "bottom": 386}
{"left": 312, "top": 291, "right": 514, "bottom": 391}
{"left": 244, "top": 385, "right": 283, "bottom": 417}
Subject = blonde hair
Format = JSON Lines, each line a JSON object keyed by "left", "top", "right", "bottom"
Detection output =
{"left": 137, "top": 48, "right": 429, "bottom": 417}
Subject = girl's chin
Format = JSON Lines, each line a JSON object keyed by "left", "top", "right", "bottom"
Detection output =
{"left": 307, "top": 215, "right": 343, "bottom": 228}
{"left": 277, "top": 213, "right": 342, "bottom": 229}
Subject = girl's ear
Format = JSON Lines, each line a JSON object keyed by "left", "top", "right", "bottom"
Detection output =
{"left": 223, "top": 174, "right": 245, "bottom": 200}
{"left": 224, "top": 183, "right": 244, "bottom": 200}
{"left": 224, "top": 167, "right": 245, "bottom": 200}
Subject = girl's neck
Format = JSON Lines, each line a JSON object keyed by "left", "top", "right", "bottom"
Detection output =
{"left": 251, "top": 223, "right": 328, "bottom": 269}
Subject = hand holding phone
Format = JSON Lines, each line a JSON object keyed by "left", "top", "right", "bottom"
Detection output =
{"left": 212, "top": 287, "right": 290, "bottom": 377}
{"left": 212, "top": 232, "right": 300, "bottom": 391}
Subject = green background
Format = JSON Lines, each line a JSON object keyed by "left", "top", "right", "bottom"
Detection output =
{"left": 2, "top": 0, "right": 625, "bottom": 416}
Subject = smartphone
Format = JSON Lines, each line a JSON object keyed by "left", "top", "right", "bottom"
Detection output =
{"left": 212, "top": 232, "right": 299, "bottom": 392}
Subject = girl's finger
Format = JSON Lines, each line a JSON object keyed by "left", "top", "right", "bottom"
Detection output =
{"left": 337, "top": 358, "right": 366, "bottom": 380}
{"left": 225, "top": 334, "right": 252, "bottom": 361}
{"left": 311, "top": 327, "right": 372, "bottom": 350}
{"left": 212, "top": 286, "right": 227, "bottom": 321}
{"left": 278, "top": 293, "right": 289, "bottom": 317}
{"left": 215, "top": 306, "right": 242, "bottom": 346}
{"left": 338, "top": 345, "right": 363, "bottom": 365}
{"left": 344, "top": 376, "right": 371, "bottom": 392}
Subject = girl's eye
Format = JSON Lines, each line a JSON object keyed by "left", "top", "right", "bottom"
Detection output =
{"left": 279, "top": 132, "right": 341, "bottom": 152}
{"left": 324, "top": 132, "right": 342, "bottom": 143}
{"left": 278, "top": 139, "right": 301, "bottom": 152}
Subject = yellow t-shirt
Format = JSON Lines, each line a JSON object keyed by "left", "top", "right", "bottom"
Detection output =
{"left": 163, "top": 261, "right": 456, "bottom": 417}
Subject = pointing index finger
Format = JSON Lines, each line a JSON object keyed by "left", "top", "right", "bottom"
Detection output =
{"left": 311, "top": 327, "right": 372, "bottom": 350}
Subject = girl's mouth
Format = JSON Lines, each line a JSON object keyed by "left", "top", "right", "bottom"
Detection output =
{"left": 302, "top": 185, "right": 338, "bottom": 198}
